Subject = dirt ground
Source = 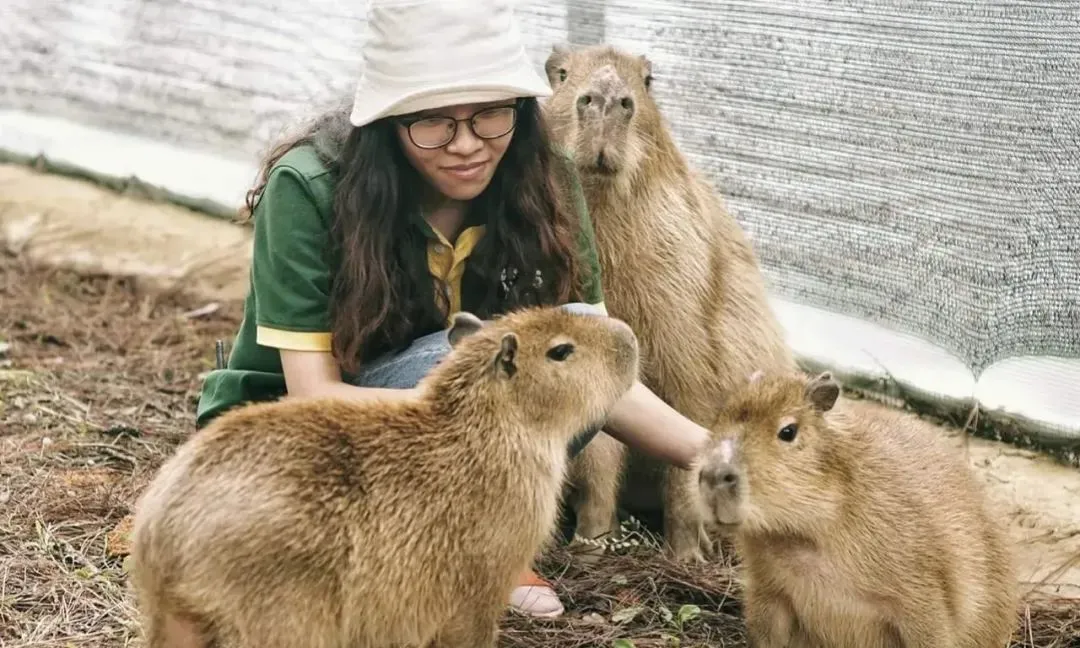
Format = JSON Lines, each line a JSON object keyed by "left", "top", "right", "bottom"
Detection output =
{"left": 2, "top": 237, "right": 1079, "bottom": 645}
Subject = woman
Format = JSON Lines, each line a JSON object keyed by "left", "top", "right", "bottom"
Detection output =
{"left": 196, "top": 0, "right": 711, "bottom": 620}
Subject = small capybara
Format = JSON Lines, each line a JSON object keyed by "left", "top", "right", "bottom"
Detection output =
{"left": 697, "top": 370, "right": 1018, "bottom": 648}
{"left": 543, "top": 43, "right": 796, "bottom": 562}
{"left": 129, "top": 306, "right": 641, "bottom": 648}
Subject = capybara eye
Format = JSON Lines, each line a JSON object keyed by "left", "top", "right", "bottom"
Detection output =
{"left": 546, "top": 343, "right": 575, "bottom": 361}
{"left": 778, "top": 423, "right": 798, "bottom": 442}
{"left": 621, "top": 97, "right": 634, "bottom": 111}
{"left": 644, "top": 74, "right": 653, "bottom": 89}
{"left": 558, "top": 68, "right": 567, "bottom": 82}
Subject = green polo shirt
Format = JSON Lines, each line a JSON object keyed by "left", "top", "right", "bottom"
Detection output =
{"left": 195, "top": 144, "right": 605, "bottom": 428}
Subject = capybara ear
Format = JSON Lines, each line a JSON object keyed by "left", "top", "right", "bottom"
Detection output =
{"left": 494, "top": 332, "right": 518, "bottom": 379}
{"left": 448, "top": 312, "right": 485, "bottom": 348}
{"left": 748, "top": 369, "right": 764, "bottom": 384}
{"left": 805, "top": 372, "right": 840, "bottom": 412}
{"left": 545, "top": 43, "right": 571, "bottom": 86}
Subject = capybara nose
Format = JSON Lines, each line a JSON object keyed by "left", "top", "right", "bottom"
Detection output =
{"left": 700, "top": 461, "right": 739, "bottom": 491}
{"left": 576, "top": 92, "right": 602, "bottom": 117}
{"left": 576, "top": 92, "right": 634, "bottom": 119}
{"left": 605, "top": 316, "right": 637, "bottom": 348}
{"left": 601, "top": 316, "right": 639, "bottom": 374}
{"left": 604, "top": 315, "right": 634, "bottom": 338}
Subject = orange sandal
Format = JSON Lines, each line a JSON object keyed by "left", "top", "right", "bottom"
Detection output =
{"left": 508, "top": 568, "right": 564, "bottom": 618}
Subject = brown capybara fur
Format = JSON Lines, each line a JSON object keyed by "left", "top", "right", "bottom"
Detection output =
{"left": 129, "top": 306, "right": 640, "bottom": 648}
{"left": 563, "top": 428, "right": 626, "bottom": 561}
{"left": 697, "top": 371, "right": 1018, "bottom": 648}
{"left": 543, "top": 43, "right": 796, "bottom": 562}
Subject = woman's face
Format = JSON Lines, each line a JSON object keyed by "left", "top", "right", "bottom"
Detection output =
{"left": 395, "top": 99, "right": 519, "bottom": 202}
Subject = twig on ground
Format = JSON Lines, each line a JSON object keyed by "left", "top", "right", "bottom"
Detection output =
{"left": 2, "top": 253, "right": 1079, "bottom": 648}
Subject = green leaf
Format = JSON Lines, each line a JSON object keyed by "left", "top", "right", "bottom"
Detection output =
{"left": 677, "top": 604, "right": 701, "bottom": 625}
{"left": 610, "top": 605, "right": 645, "bottom": 624}
{"left": 612, "top": 640, "right": 636, "bottom": 648}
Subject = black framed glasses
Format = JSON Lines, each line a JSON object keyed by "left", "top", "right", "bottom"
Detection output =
{"left": 396, "top": 101, "right": 520, "bottom": 149}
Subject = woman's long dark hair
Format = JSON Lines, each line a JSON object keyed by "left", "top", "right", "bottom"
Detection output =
{"left": 240, "top": 96, "right": 585, "bottom": 373}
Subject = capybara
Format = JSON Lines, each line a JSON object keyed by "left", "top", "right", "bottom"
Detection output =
{"left": 543, "top": 43, "right": 796, "bottom": 561}
{"left": 129, "top": 306, "right": 641, "bottom": 648}
{"left": 697, "top": 370, "right": 1018, "bottom": 648}
{"left": 563, "top": 428, "right": 627, "bottom": 560}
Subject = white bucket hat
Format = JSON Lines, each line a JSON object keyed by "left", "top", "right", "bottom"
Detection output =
{"left": 349, "top": 0, "right": 553, "bottom": 128}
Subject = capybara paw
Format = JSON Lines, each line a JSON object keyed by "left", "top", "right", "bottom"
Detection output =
{"left": 665, "top": 525, "right": 710, "bottom": 563}
{"left": 567, "top": 536, "right": 605, "bottom": 566}
{"left": 569, "top": 547, "right": 603, "bottom": 567}
{"left": 667, "top": 543, "right": 708, "bottom": 564}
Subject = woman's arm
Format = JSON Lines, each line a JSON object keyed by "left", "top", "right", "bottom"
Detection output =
{"left": 280, "top": 349, "right": 419, "bottom": 403}
{"left": 241, "top": 158, "right": 418, "bottom": 407}
{"left": 602, "top": 381, "right": 711, "bottom": 471}
{"left": 282, "top": 349, "right": 709, "bottom": 468}
{"left": 282, "top": 350, "right": 706, "bottom": 466}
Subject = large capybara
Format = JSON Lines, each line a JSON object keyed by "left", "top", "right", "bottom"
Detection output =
{"left": 128, "top": 306, "right": 640, "bottom": 648}
{"left": 697, "top": 371, "right": 1018, "bottom": 648}
{"left": 543, "top": 43, "right": 796, "bottom": 562}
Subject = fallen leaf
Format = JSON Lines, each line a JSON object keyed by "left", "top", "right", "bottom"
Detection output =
{"left": 106, "top": 515, "right": 135, "bottom": 557}
{"left": 611, "top": 605, "right": 645, "bottom": 624}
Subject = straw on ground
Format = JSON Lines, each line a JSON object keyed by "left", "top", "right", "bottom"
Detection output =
{"left": 1, "top": 253, "right": 1078, "bottom": 648}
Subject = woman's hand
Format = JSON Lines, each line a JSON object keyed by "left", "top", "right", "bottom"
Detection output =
{"left": 602, "top": 381, "right": 711, "bottom": 470}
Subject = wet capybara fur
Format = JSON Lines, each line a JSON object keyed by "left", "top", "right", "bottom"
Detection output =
{"left": 129, "top": 306, "right": 641, "bottom": 648}
{"left": 697, "top": 371, "right": 1018, "bottom": 648}
{"left": 543, "top": 43, "right": 796, "bottom": 562}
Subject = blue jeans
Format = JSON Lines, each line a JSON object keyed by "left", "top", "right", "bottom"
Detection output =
{"left": 349, "top": 302, "right": 607, "bottom": 458}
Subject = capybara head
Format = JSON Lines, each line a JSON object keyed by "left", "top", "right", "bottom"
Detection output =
{"left": 697, "top": 371, "right": 843, "bottom": 536}
{"left": 422, "top": 307, "right": 640, "bottom": 438}
{"left": 543, "top": 43, "right": 660, "bottom": 179}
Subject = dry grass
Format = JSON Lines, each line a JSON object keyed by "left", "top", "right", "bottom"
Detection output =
{"left": 1, "top": 251, "right": 1078, "bottom": 648}
{"left": 0, "top": 252, "right": 240, "bottom": 648}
